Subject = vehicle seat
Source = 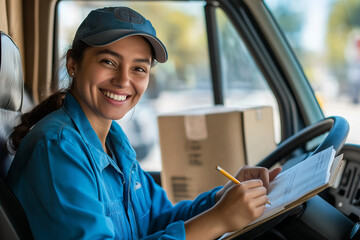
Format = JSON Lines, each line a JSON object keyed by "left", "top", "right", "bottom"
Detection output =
{"left": 0, "top": 31, "right": 33, "bottom": 240}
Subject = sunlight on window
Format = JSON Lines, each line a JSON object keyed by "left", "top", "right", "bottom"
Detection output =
{"left": 266, "top": 0, "right": 360, "bottom": 145}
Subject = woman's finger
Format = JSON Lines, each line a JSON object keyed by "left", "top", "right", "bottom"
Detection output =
{"left": 269, "top": 167, "right": 282, "bottom": 181}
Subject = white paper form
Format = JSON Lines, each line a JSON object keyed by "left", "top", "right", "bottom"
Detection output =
{"left": 250, "top": 146, "right": 336, "bottom": 224}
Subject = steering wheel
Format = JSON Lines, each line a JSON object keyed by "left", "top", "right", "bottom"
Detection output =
{"left": 234, "top": 116, "right": 353, "bottom": 239}
{"left": 258, "top": 116, "right": 349, "bottom": 168}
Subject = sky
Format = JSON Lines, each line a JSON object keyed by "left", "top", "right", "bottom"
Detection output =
{"left": 301, "top": 0, "right": 329, "bottom": 52}
{"left": 265, "top": 0, "right": 330, "bottom": 53}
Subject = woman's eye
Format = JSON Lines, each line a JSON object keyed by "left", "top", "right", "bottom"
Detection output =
{"left": 101, "top": 59, "right": 115, "bottom": 66}
{"left": 134, "top": 67, "right": 146, "bottom": 73}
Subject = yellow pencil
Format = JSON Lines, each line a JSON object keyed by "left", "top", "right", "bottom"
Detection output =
{"left": 215, "top": 166, "right": 271, "bottom": 205}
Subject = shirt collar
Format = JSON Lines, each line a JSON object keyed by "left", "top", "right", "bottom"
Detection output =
{"left": 63, "top": 92, "right": 136, "bottom": 173}
{"left": 62, "top": 93, "right": 119, "bottom": 172}
{"left": 108, "top": 122, "right": 137, "bottom": 173}
{"left": 63, "top": 93, "right": 102, "bottom": 149}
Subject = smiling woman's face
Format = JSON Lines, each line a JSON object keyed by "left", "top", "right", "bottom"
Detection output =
{"left": 67, "top": 35, "right": 152, "bottom": 125}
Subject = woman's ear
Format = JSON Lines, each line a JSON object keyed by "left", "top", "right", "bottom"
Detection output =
{"left": 66, "top": 49, "right": 77, "bottom": 77}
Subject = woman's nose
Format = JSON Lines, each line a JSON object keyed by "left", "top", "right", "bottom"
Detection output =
{"left": 112, "top": 68, "right": 130, "bottom": 88}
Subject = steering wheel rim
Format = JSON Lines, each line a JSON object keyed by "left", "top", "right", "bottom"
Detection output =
{"left": 257, "top": 116, "right": 349, "bottom": 168}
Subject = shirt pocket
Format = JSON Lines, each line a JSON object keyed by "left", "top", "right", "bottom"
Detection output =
{"left": 104, "top": 201, "right": 131, "bottom": 239}
{"left": 104, "top": 200, "right": 125, "bottom": 215}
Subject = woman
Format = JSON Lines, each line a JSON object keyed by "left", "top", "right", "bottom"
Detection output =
{"left": 7, "top": 6, "right": 281, "bottom": 240}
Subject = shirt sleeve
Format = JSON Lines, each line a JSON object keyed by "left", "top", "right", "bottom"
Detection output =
{"left": 8, "top": 137, "right": 115, "bottom": 240}
{"left": 143, "top": 171, "right": 222, "bottom": 237}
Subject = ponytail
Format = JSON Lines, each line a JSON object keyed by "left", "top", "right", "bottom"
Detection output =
{"left": 9, "top": 91, "right": 66, "bottom": 152}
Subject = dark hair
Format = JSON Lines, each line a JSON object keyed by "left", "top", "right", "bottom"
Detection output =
{"left": 10, "top": 91, "right": 66, "bottom": 151}
{"left": 9, "top": 41, "right": 90, "bottom": 152}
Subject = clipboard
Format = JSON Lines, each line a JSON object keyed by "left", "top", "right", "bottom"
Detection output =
{"left": 220, "top": 147, "right": 344, "bottom": 240}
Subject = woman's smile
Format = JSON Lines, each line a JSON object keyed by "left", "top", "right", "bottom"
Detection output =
{"left": 100, "top": 89, "right": 129, "bottom": 102}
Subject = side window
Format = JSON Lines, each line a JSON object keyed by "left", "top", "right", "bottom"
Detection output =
{"left": 216, "top": 9, "right": 281, "bottom": 143}
{"left": 56, "top": 1, "right": 213, "bottom": 171}
{"left": 265, "top": 0, "right": 360, "bottom": 145}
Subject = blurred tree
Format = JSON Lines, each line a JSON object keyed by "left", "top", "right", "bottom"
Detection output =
{"left": 327, "top": 0, "right": 360, "bottom": 79}
{"left": 128, "top": 2, "right": 209, "bottom": 90}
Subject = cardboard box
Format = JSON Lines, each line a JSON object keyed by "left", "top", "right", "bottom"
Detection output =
{"left": 157, "top": 106, "right": 276, "bottom": 203}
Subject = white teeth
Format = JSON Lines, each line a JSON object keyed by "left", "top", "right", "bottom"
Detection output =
{"left": 103, "top": 90, "right": 127, "bottom": 102}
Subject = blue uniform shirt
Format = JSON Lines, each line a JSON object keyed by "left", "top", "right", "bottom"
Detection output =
{"left": 7, "top": 93, "right": 220, "bottom": 239}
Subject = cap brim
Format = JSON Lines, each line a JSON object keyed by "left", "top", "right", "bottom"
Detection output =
{"left": 81, "top": 29, "right": 168, "bottom": 63}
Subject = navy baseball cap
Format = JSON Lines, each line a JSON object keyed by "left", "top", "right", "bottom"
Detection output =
{"left": 73, "top": 7, "right": 168, "bottom": 63}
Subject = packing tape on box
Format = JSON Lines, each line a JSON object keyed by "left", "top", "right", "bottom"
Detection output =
{"left": 256, "top": 108, "right": 263, "bottom": 120}
{"left": 184, "top": 115, "right": 208, "bottom": 141}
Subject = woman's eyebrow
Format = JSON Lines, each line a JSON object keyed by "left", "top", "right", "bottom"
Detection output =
{"left": 96, "top": 49, "right": 151, "bottom": 65}
{"left": 96, "top": 49, "right": 122, "bottom": 59}
{"left": 134, "top": 58, "right": 151, "bottom": 65}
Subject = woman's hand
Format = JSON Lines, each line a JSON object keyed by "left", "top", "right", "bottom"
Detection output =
{"left": 185, "top": 179, "right": 269, "bottom": 239}
{"left": 215, "top": 166, "right": 282, "bottom": 202}
{"left": 213, "top": 179, "right": 269, "bottom": 232}
{"left": 185, "top": 166, "right": 281, "bottom": 239}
